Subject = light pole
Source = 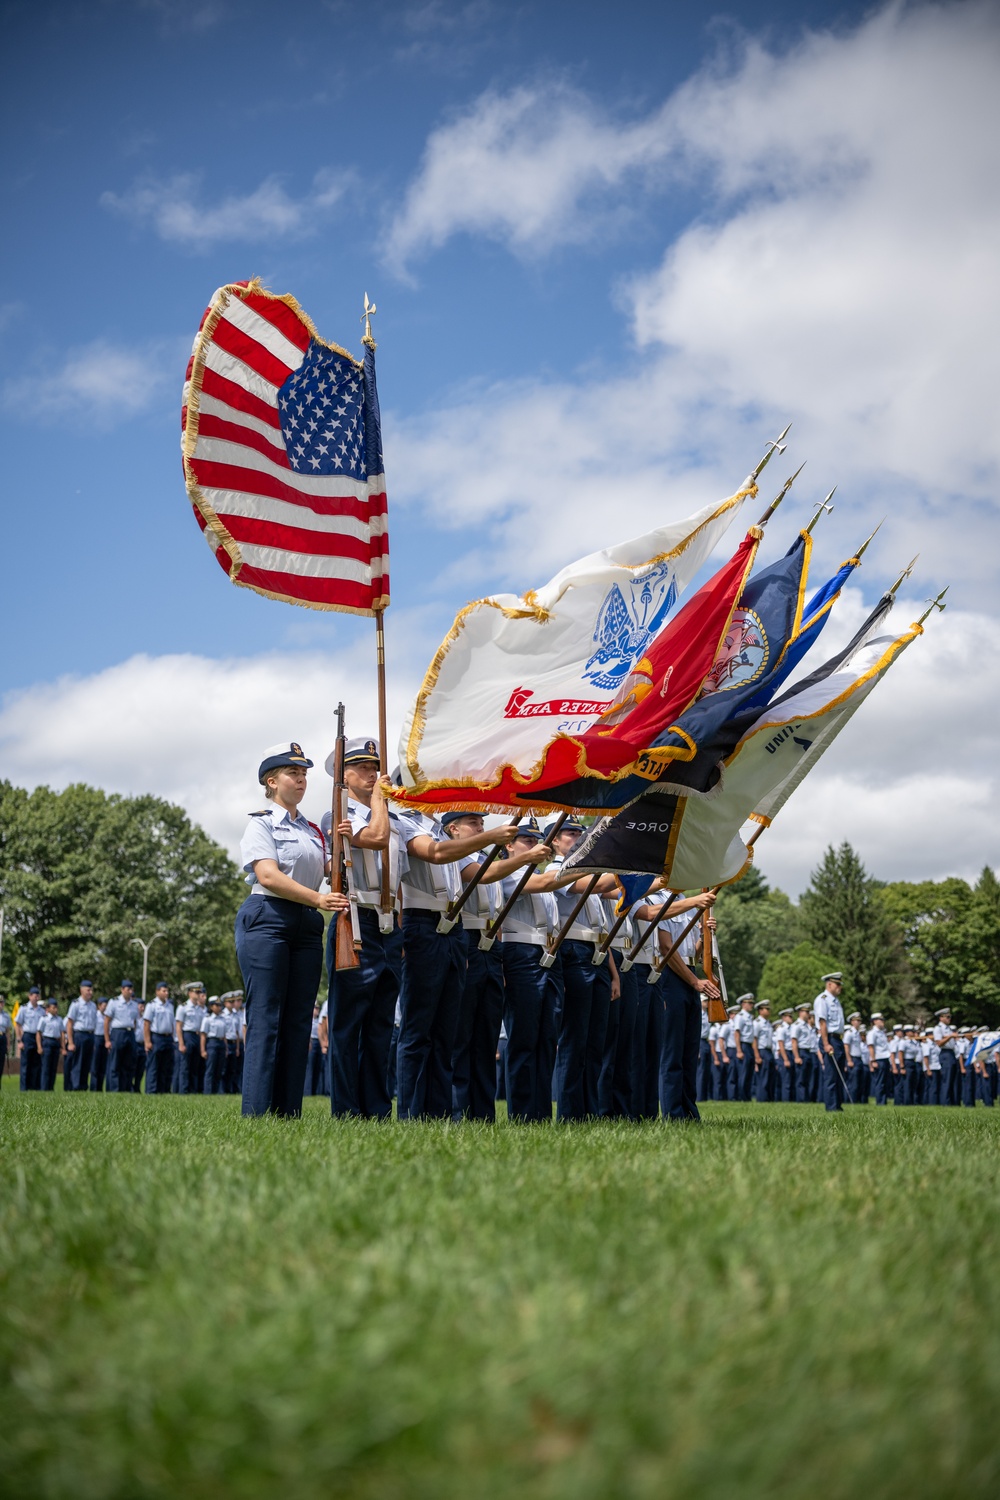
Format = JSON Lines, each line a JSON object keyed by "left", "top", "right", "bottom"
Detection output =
{"left": 132, "top": 933, "right": 166, "bottom": 1002}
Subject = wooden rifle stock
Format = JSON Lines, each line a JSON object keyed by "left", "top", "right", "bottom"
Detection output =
{"left": 331, "top": 702, "right": 361, "bottom": 972}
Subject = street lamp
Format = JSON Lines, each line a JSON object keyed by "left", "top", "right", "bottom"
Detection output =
{"left": 132, "top": 932, "right": 166, "bottom": 1002}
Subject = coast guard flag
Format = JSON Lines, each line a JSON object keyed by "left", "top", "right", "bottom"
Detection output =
{"left": 397, "top": 484, "right": 755, "bottom": 811}
{"left": 182, "top": 280, "right": 389, "bottom": 614}
{"left": 565, "top": 606, "right": 924, "bottom": 886}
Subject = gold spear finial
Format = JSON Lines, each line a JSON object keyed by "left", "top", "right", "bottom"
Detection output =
{"left": 361, "top": 292, "right": 377, "bottom": 351}
{"left": 917, "top": 587, "right": 948, "bottom": 625}
{"left": 852, "top": 517, "right": 884, "bottom": 560}
{"left": 805, "top": 487, "right": 837, "bottom": 534}
{"left": 888, "top": 555, "right": 919, "bottom": 597}
{"left": 757, "top": 461, "right": 806, "bottom": 527}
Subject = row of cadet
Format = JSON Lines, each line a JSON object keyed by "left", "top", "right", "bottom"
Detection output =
{"left": 227, "top": 737, "right": 995, "bottom": 1122}
{"left": 1, "top": 984, "right": 247, "bottom": 1095}
{"left": 700, "top": 998, "right": 998, "bottom": 1107}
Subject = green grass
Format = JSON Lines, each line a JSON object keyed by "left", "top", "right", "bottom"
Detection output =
{"left": 1, "top": 1094, "right": 998, "bottom": 1500}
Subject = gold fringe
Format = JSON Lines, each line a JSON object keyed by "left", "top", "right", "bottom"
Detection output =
{"left": 182, "top": 281, "right": 387, "bottom": 615}
{"left": 404, "top": 481, "right": 760, "bottom": 788}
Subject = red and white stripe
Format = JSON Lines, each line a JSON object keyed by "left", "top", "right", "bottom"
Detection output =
{"left": 181, "top": 282, "right": 389, "bottom": 614}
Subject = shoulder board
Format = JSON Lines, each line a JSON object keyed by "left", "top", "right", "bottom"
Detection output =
{"left": 249, "top": 810, "right": 271, "bottom": 817}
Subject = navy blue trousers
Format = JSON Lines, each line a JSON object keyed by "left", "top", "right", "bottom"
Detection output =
{"left": 40, "top": 1038, "right": 62, "bottom": 1091}
{"left": 755, "top": 1049, "right": 774, "bottom": 1103}
{"left": 452, "top": 936, "right": 504, "bottom": 1122}
{"left": 778, "top": 1057, "right": 795, "bottom": 1101}
{"left": 658, "top": 969, "right": 700, "bottom": 1120}
{"left": 939, "top": 1050, "right": 957, "bottom": 1105}
{"left": 632, "top": 966, "right": 665, "bottom": 1118}
{"left": 145, "top": 1035, "right": 174, "bottom": 1094}
{"left": 90, "top": 1038, "right": 107, "bottom": 1091}
{"left": 304, "top": 1038, "right": 327, "bottom": 1096}
{"left": 203, "top": 1037, "right": 227, "bottom": 1094}
{"left": 68, "top": 1034, "right": 95, "bottom": 1092}
{"left": 553, "top": 939, "right": 599, "bottom": 1121}
{"left": 696, "top": 1038, "right": 713, "bottom": 1103}
{"left": 871, "top": 1058, "right": 890, "bottom": 1104}
{"left": 327, "top": 908, "right": 401, "bottom": 1119}
{"left": 107, "top": 1030, "right": 135, "bottom": 1092}
{"left": 20, "top": 1039, "right": 41, "bottom": 1091}
{"left": 795, "top": 1053, "right": 814, "bottom": 1103}
{"left": 502, "top": 941, "right": 559, "bottom": 1123}
{"left": 397, "top": 912, "right": 467, "bottom": 1120}
{"left": 181, "top": 1032, "right": 204, "bottom": 1095}
{"left": 737, "top": 1043, "right": 756, "bottom": 1101}
{"left": 821, "top": 1034, "right": 848, "bottom": 1111}
{"left": 235, "top": 894, "right": 323, "bottom": 1118}
{"left": 598, "top": 955, "right": 638, "bottom": 1118}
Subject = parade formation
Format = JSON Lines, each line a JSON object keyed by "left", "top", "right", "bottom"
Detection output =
{"left": 3, "top": 279, "right": 985, "bottom": 1124}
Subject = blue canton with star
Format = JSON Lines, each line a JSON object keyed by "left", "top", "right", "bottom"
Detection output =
{"left": 277, "top": 341, "right": 375, "bottom": 481}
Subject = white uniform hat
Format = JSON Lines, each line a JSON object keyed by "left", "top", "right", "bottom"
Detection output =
{"left": 821, "top": 972, "right": 843, "bottom": 983}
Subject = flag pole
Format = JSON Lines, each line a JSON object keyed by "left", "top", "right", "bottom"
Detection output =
{"left": 361, "top": 293, "right": 394, "bottom": 929}
{"left": 539, "top": 873, "right": 602, "bottom": 969}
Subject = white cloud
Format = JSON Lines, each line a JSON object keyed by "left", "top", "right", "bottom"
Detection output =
{"left": 0, "top": 593, "right": 994, "bottom": 898}
{"left": 0, "top": 649, "right": 416, "bottom": 867}
{"left": 386, "top": 2, "right": 1000, "bottom": 601}
{"left": 101, "top": 169, "right": 351, "bottom": 247}
{"left": 2, "top": 338, "right": 177, "bottom": 424}
{"left": 384, "top": 83, "right": 671, "bottom": 274}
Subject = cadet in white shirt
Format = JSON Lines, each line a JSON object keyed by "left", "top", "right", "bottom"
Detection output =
{"left": 17, "top": 986, "right": 45, "bottom": 1091}
{"left": 104, "top": 981, "right": 140, "bottom": 1094}
{"left": 752, "top": 1001, "right": 774, "bottom": 1103}
{"left": 200, "top": 997, "right": 229, "bottom": 1094}
{"left": 393, "top": 806, "right": 521, "bottom": 1120}
{"left": 844, "top": 1013, "right": 866, "bottom": 1104}
{"left": 143, "top": 983, "right": 176, "bottom": 1095}
{"left": 443, "top": 811, "right": 509, "bottom": 1124}
{"left": 867, "top": 1014, "right": 891, "bottom": 1104}
{"left": 175, "top": 982, "right": 207, "bottom": 1094}
{"left": 65, "top": 981, "right": 99, "bottom": 1093}
{"left": 923, "top": 1031, "right": 942, "bottom": 1105}
{"left": 657, "top": 893, "right": 719, "bottom": 1121}
{"left": 38, "top": 1000, "right": 65, "bottom": 1091}
{"left": 813, "top": 972, "right": 848, "bottom": 1112}
{"left": 889, "top": 1025, "right": 906, "bottom": 1105}
{"left": 774, "top": 1009, "right": 795, "bottom": 1102}
{"left": 733, "top": 994, "right": 756, "bottom": 1101}
{"left": 932, "top": 1008, "right": 959, "bottom": 1106}
{"left": 792, "top": 1005, "right": 815, "bottom": 1103}
{"left": 237, "top": 743, "right": 348, "bottom": 1120}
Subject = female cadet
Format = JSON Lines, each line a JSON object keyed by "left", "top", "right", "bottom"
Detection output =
{"left": 494, "top": 821, "right": 562, "bottom": 1123}
{"left": 655, "top": 893, "right": 719, "bottom": 1121}
{"left": 236, "top": 742, "right": 348, "bottom": 1119}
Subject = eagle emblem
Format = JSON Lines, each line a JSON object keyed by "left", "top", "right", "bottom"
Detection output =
{"left": 699, "top": 608, "right": 769, "bottom": 696}
{"left": 583, "top": 564, "right": 678, "bottom": 691}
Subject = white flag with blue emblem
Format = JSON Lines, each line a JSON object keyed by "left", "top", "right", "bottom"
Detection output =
{"left": 397, "top": 485, "right": 753, "bottom": 811}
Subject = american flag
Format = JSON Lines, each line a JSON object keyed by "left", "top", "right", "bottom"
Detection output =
{"left": 182, "top": 280, "right": 389, "bottom": 613}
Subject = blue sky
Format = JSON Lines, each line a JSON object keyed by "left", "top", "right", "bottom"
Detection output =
{"left": 2, "top": 0, "right": 998, "bottom": 894}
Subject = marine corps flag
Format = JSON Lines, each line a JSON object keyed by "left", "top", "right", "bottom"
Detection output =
{"left": 182, "top": 280, "right": 389, "bottom": 614}
{"left": 396, "top": 485, "right": 756, "bottom": 811}
{"left": 564, "top": 601, "right": 925, "bottom": 886}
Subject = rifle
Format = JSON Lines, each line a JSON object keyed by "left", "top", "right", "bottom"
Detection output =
{"left": 620, "top": 893, "right": 677, "bottom": 974}
{"left": 703, "top": 903, "right": 728, "bottom": 1024}
{"left": 540, "top": 872, "right": 601, "bottom": 969}
{"left": 479, "top": 812, "right": 568, "bottom": 951}
{"left": 330, "top": 702, "right": 361, "bottom": 972}
{"left": 437, "top": 837, "right": 508, "bottom": 935}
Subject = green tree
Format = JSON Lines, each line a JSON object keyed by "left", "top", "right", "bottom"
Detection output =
{"left": 0, "top": 781, "right": 245, "bottom": 1002}
{"left": 712, "top": 863, "right": 805, "bottom": 998}
{"left": 881, "top": 868, "right": 1000, "bottom": 1025}
{"left": 758, "top": 940, "right": 842, "bottom": 1013}
{"left": 800, "top": 842, "right": 910, "bottom": 1013}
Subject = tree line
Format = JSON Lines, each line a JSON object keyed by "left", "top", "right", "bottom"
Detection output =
{"left": 1, "top": 780, "right": 997, "bottom": 1024}
{"left": 0, "top": 781, "right": 245, "bottom": 1000}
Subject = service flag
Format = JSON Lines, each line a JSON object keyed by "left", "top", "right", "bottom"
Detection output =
{"left": 967, "top": 1032, "right": 1000, "bottom": 1066}
{"left": 396, "top": 485, "right": 755, "bottom": 810}
{"left": 564, "top": 606, "right": 923, "bottom": 886}
{"left": 540, "top": 530, "right": 813, "bottom": 810}
{"left": 182, "top": 280, "right": 389, "bottom": 614}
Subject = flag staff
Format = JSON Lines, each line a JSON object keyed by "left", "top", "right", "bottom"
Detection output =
{"left": 756, "top": 462, "right": 805, "bottom": 528}
{"left": 805, "top": 488, "right": 837, "bottom": 533}
{"left": 361, "top": 293, "right": 394, "bottom": 927}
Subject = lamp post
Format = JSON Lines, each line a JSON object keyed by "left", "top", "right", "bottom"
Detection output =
{"left": 132, "top": 933, "right": 166, "bottom": 1002}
